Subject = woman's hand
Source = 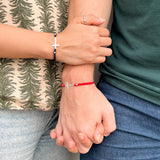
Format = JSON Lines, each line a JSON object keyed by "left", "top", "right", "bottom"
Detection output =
{"left": 56, "top": 15, "right": 112, "bottom": 65}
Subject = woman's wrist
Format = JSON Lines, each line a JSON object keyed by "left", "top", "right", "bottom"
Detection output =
{"left": 41, "top": 32, "right": 62, "bottom": 61}
{"left": 35, "top": 32, "right": 55, "bottom": 60}
{"left": 55, "top": 33, "right": 62, "bottom": 62}
{"left": 0, "top": 23, "right": 58, "bottom": 59}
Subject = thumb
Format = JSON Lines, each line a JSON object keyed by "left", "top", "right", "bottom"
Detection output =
{"left": 102, "top": 104, "right": 116, "bottom": 136}
{"left": 50, "top": 129, "right": 57, "bottom": 139}
{"left": 93, "top": 123, "right": 104, "bottom": 144}
{"left": 76, "top": 14, "right": 105, "bottom": 26}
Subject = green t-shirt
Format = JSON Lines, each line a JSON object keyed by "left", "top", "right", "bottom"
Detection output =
{"left": 100, "top": 0, "right": 160, "bottom": 105}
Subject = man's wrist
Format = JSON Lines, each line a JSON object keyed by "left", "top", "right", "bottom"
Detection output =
{"left": 62, "top": 64, "right": 94, "bottom": 83}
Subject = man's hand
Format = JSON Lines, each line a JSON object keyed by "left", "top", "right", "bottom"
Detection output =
{"left": 51, "top": 83, "right": 116, "bottom": 153}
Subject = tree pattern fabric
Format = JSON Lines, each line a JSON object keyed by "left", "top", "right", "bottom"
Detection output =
{"left": 0, "top": 0, "right": 69, "bottom": 110}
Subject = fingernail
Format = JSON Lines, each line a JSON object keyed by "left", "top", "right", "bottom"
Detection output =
{"left": 56, "top": 139, "right": 61, "bottom": 145}
{"left": 96, "top": 134, "right": 102, "bottom": 143}
{"left": 50, "top": 132, "right": 56, "bottom": 139}
{"left": 68, "top": 143, "right": 73, "bottom": 149}
{"left": 79, "top": 134, "right": 84, "bottom": 141}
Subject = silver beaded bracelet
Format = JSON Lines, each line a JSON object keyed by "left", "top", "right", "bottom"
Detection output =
{"left": 51, "top": 33, "right": 60, "bottom": 61}
{"left": 51, "top": 33, "right": 60, "bottom": 79}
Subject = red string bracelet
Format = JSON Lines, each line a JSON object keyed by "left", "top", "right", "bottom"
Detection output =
{"left": 61, "top": 82, "right": 94, "bottom": 88}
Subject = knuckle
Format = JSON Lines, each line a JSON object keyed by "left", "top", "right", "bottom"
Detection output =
{"left": 101, "top": 57, "right": 106, "bottom": 63}
{"left": 106, "top": 29, "right": 110, "bottom": 36}
{"left": 90, "top": 46, "right": 98, "bottom": 54}
{"left": 92, "top": 38, "right": 100, "bottom": 46}
{"left": 108, "top": 105, "right": 114, "bottom": 114}
{"left": 92, "top": 26, "right": 99, "bottom": 34}
{"left": 109, "top": 125, "right": 117, "bottom": 133}
{"left": 97, "top": 57, "right": 106, "bottom": 63}
{"left": 88, "top": 14, "right": 95, "bottom": 20}
{"left": 108, "top": 37, "right": 112, "bottom": 45}
{"left": 104, "top": 106, "right": 114, "bottom": 116}
{"left": 106, "top": 48, "right": 112, "bottom": 56}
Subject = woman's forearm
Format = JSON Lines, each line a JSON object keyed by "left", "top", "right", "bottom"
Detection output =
{"left": 0, "top": 23, "right": 54, "bottom": 59}
{"left": 0, "top": 17, "right": 110, "bottom": 66}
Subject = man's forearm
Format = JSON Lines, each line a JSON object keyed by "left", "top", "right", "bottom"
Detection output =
{"left": 55, "top": 1, "right": 114, "bottom": 153}
{"left": 68, "top": 0, "right": 112, "bottom": 26}
{"left": 62, "top": 0, "right": 113, "bottom": 82}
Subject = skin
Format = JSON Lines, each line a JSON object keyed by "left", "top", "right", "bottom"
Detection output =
{"left": 0, "top": 12, "right": 113, "bottom": 153}
{"left": 50, "top": 0, "right": 116, "bottom": 154}
{"left": 0, "top": 2, "right": 114, "bottom": 154}
{"left": 57, "top": 16, "right": 112, "bottom": 65}
{"left": 0, "top": 15, "right": 111, "bottom": 65}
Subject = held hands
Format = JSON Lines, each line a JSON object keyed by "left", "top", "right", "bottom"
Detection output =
{"left": 50, "top": 15, "right": 116, "bottom": 153}
{"left": 56, "top": 15, "right": 112, "bottom": 65}
{"left": 50, "top": 83, "right": 116, "bottom": 153}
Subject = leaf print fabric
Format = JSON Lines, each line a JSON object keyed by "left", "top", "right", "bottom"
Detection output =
{"left": 0, "top": 59, "right": 15, "bottom": 109}
{"left": 10, "top": 0, "right": 35, "bottom": 29}
{"left": 0, "top": 2, "right": 7, "bottom": 23}
{"left": 0, "top": 0, "right": 69, "bottom": 110}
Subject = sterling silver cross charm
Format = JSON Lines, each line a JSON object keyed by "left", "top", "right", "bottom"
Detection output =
{"left": 51, "top": 33, "right": 60, "bottom": 49}
{"left": 51, "top": 44, "right": 60, "bottom": 48}
{"left": 65, "top": 82, "right": 74, "bottom": 89}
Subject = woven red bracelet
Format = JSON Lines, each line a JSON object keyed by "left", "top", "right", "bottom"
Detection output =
{"left": 61, "top": 82, "right": 94, "bottom": 88}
